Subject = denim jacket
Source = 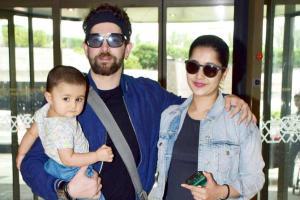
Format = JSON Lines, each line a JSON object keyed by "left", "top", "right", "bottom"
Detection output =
{"left": 149, "top": 93, "right": 265, "bottom": 200}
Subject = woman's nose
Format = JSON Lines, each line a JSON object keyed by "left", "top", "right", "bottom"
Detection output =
{"left": 195, "top": 67, "right": 205, "bottom": 78}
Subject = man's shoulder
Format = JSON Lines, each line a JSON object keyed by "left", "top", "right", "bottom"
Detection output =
{"left": 123, "top": 74, "right": 158, "bottom": 84}
{"left": 122, "top": 74, "right": 163, "bottom": 91}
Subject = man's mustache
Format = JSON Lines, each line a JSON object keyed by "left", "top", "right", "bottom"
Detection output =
{"left": 98, "top": 53, "right": 112, "bottom": 58}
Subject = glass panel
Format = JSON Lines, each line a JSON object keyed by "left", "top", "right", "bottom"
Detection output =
{"left": 61, "top": 19, "right": 89, "bottom": 73}
{"left": 0, "top": 19, "right": 10, "bottom": 145}
{"left": 261, "top": 3, "right": 300, "bottom": 200}
{"left": 289, "top": 13, "right": 300, "bottom": 199}
{"left": 61, "top": 8, "right": 89, "bottom": 73}
{"left": 0, "top": 11, "right": 53, "bottom": 199}
{"left": 32, "top": 16, "right": 53, "bottom": 110}
{"left": 0, "top": 18, "right": 13, "bottom": 200}
{"left": 166, "top": 6, "right": 234, "bottom": 97}
{"left": 14, "top": 16, "right": 31, "bottom": 118}
{"left": 271, "top": 6, "right": 285, "bottom": 119}
{"left": 13, "top": 15, "right": 35, "bottom": 199}
{"left": 292, "top": 16, "right": 300, "bottom": 113}
{"left": 0, "top": 14, "right": 41, "bottom": 200}
{"left": 124, "top": 7, "right": 158, "bottom": 81}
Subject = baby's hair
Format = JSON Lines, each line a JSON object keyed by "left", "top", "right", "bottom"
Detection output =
{"left": 46, "top": 65, "right": 86, "bottom": 92}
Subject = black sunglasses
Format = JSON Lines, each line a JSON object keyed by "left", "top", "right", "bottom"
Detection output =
{"left": 185, "top": 60, "right": 226, "bottom": 78}
{"left": 86, "top": 33, "right": 127, "bottom": 48}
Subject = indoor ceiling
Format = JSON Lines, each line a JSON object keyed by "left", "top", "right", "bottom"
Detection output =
{"left": 11, "top": 4, "right": 300, "bottom": 23}
{"left": 13, "top": 6, "right": 235, "bottom": 22}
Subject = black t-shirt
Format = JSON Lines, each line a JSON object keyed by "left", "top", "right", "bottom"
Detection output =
{"left": 98, "top": 86, "right": 140, "bottom": 200}
{"left": 164, "top": 114, "right": 200, "bottom": 200}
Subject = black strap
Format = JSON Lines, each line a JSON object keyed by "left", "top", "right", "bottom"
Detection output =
{"left": 87, "top": 87, "right": 148, "bottom": 200}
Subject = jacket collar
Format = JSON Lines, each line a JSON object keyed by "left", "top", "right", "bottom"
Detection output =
{"left": 179, "top": 92, "right": 225, "bottom": 121}
{"left": 87, "top": 71, "right": 130, "bottom": 94}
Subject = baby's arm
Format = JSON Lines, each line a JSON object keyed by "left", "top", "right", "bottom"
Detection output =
{"left": 58, "top": 144, "right": 114, "bottom": 167}
{"left": 16, "top": 122, "right": 39, "bottom": 169}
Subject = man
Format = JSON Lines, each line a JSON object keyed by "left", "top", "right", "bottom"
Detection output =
{"left": 20, "top": 3, "right": 254, "bottom": 200}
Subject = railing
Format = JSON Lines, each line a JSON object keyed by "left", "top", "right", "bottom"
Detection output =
{"left": 260, "top": 115, "right": 300, "bottom": 143}
{"left": 0, "top": 114, "right": 299, "bottom": 143}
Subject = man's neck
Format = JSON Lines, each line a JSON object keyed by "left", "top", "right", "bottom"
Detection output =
{"left": 91, "top": 68, "right": 122, "bottom": 90}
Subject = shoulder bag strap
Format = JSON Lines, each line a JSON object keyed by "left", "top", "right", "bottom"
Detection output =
{"left": 87, "top": 87, "right": 148, "bottom": 200}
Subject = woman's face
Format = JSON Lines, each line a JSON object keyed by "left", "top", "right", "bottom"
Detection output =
{"left": 187, "top": 46, "right": 227, "bottom": 98}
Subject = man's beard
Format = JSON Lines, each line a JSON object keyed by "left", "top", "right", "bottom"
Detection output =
{"left": 90, "top": 53, "right": 124, "bottom": 76}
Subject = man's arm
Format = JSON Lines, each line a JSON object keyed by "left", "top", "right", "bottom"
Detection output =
{"left": 20, "top": 138, "right": 58, "bottom": 199}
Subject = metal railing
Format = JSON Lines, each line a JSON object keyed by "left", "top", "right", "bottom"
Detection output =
{"left": 1, "top": 114, "right": 299, "bottom": 143}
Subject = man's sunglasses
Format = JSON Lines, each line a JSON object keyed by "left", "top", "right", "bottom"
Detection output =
{"left": 86, "top": 33, "right": 127, "bottom": 48}
{"left": 185, "top": 60, "right": 226, "bottom": 78}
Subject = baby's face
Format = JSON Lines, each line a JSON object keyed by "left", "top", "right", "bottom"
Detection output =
{"left": 46, "top": 82, "right": 86, "bottom": 118}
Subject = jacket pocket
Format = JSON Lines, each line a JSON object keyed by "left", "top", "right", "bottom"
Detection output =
{"left": 217, "top": 143, "right": 240, "bottom": 181}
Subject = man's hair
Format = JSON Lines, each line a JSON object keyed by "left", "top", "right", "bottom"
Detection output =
{"left": 83, "top": 3, "right": 132, "bottom": 41}
{"left": 295, "top": 92, "right": 300, "bottom": 99}
{"left": 188, "top": 35, "right": 229, "bottom": 68}
{"left": 46, "top": 65, "right": 86, "bottom": 92}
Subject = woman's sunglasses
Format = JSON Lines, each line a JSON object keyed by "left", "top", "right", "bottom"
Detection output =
{"left": 86, "top": 33, "right": 127, "bottom": 48}
{"left": 185, "top": 60, "right": 226, "bottom": 78}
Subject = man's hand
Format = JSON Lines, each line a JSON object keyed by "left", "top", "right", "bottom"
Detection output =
{"left": 68, "top": 166, "right": 102, "bottom": 199}
{"left": 224, "top": 94, "right": 257, "bottom": 124}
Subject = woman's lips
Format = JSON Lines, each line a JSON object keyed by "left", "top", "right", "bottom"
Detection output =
{"left": 193, "top": 81, "right": 206, "bottom": 88}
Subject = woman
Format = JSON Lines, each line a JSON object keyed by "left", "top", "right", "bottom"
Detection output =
{"left": 149, "top": 35, "right": 265, "bottom": 200}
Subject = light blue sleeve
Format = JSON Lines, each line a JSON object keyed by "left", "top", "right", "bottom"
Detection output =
{"left": 231, "top": 122, "right": 265, "bottom": 199}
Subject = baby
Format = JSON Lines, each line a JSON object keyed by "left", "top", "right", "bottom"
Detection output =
{"left": 16, "top": 65, "right": 113, "bottom": 184}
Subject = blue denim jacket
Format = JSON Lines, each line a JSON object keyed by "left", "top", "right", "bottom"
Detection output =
{"left": 149, "top": 93, "right": 265, "bottom": 200}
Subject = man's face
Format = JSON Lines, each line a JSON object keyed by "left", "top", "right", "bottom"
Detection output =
{"left": 84, "top": 22, "right": 132, "bottom": 76}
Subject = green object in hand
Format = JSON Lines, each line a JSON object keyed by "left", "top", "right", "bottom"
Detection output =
{"left": 185, "top": 171, "right": 207, "bottom": 186}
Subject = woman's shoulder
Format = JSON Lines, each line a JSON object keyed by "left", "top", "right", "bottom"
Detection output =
{"left": 163, "top": 104, "right": 181, "bottom": 114}
{"left": 161, "top": 97, "right": 190, "bottom": 119}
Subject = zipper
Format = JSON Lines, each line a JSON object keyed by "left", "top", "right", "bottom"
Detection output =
{"left": 98, "top": 130, "right": 107, "bottom": 174}
{"left": 122, "top": 96, "right": 143, "bottom": 169}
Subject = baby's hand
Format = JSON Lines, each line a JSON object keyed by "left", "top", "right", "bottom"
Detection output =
{"left": 16, "top": 154, "right": 25, "bottom": 170}
{"left": 96, "top": 145, "right": 114, "bottom": 162}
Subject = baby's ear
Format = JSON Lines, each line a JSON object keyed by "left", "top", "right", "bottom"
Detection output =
{"left": 44, "top": 92, "right": 52, "bottom": 104}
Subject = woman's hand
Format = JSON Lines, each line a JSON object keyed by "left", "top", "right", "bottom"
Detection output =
{"left": 181, "top": 172, "right": 228, "bottom": 200}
